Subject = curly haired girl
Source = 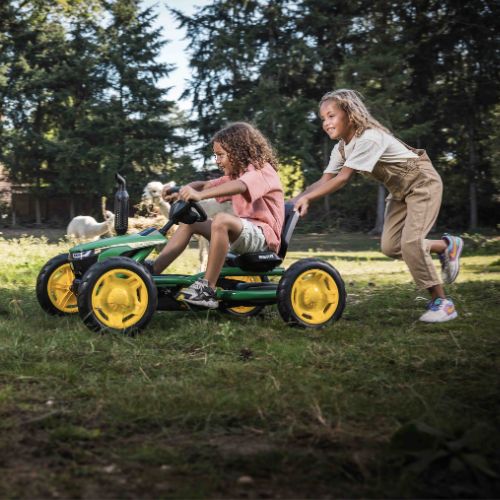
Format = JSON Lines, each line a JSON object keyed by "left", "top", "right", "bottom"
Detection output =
{"left": 293, "top": 89, "right": 463, "bottom": 323}
{"left": 152, "top": 122, "right": 285, "bottom": 308}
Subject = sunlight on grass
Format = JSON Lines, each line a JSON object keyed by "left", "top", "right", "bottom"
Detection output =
{"left": 1, "top": 235, "right": 495, "bottom": 285}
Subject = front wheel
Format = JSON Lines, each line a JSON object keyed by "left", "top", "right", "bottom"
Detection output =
{"left": 277, "top": 259, "right": 346, "bottom": 328}
{"left": 36, "top": 253, "right": 78, "bottom": 315}
{"left": 77, "top": 257, "right": 157, "bottom": 334}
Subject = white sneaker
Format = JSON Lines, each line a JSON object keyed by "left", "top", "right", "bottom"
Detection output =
{"left": 419, "top": 298, "right": 458, "bottom": 323}
{"left": 439, "top": 234, "right": 464, "bottom": 284}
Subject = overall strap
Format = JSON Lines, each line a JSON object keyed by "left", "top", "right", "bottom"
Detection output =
{"left": 338, "top": 140, "right": 346, "bottom": 161}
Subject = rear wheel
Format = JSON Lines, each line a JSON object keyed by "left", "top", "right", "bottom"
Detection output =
{"left": 277, "top": 259, "right": 345, "bottom": 328}
{"left": 219, "top": 275, "right": 268, "bottom": 317}
{"left": 36, "top": 253, "right": 78, "bottom": 315}
{"left": 78, "top": 257, "right": 157, "bottom": 334}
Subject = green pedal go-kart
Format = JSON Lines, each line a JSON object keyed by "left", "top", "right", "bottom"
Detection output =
{"left": 36, "top": 175, "right": 346, "bottom": 334}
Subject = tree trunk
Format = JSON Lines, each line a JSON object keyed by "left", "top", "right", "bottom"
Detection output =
{"left": 11, "top": 200, "right": 16, "bottom": 227}
{"left": 369, "top": 184, "right": 386, "bottom": 235}
{"left": 469, "top": 181, "right": 478, "bottom": 230}
{"left": 34, "top": 196, "right": 42, "bottom": 225}
{"left": 467, "top": 127, "right": 478, "bottom": 230}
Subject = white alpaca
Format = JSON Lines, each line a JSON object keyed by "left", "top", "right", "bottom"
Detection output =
{"left": 66, "top": 210, "right": 115, "bottom": 242}
{"left": 142, "top": 181, "right": 174, "bottom": 219}
{"left": 141, "top": 180, "right": 233, "bottom": 271}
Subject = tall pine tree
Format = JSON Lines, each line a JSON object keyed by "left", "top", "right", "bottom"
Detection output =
{"left": 94, "top": 0, "right": 180, "bottom": 196}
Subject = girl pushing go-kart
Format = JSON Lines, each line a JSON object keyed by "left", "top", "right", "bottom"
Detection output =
{"left": 293, "top": 89, "right": 463, "bottom": 323}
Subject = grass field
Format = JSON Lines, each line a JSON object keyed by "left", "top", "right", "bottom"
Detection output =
{"left": 0, "top": 230, "right": 499, "bottom": 498}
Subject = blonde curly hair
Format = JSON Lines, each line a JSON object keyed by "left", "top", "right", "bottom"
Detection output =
{"left": 319, "top": 89, "right": 391, "bottom": 137}
{"left": 212, "top": 122, "right": 279, "bottom": 178}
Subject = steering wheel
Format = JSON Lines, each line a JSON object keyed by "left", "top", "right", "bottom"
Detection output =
{"left": 169, "top": 199, "right": 208, "bottom": 224}
{"left": 189, "top": 200, "right": 208, "bottom": 223}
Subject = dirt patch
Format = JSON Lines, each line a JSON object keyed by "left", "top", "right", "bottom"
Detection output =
{"left": 0, "top": 421, "right": 375, "bottom": 499}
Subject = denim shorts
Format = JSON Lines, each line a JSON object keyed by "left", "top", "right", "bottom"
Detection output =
{"left": 230, "top": 219, "right": 268, "bottom": 254}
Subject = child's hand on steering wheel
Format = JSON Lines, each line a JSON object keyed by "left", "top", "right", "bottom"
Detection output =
{"left": 179, "top": 185, "right": 201, "bottom": 202}
{"left": 162, "top": 185, "right": 179, "bottom": 202}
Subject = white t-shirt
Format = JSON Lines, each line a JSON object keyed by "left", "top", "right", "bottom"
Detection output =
{"left": 324, "top": 128, "right": 418, "bottom": 174}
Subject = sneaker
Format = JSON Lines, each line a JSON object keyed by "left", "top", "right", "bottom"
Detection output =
{"left": 438, "top": 234, "right": 464, "bottom": 284}
{"left": 419, "top": 297, "right": 458, "bottom": 323}
{"left": 177, "top": 279, "right": 218, "bottom": 309}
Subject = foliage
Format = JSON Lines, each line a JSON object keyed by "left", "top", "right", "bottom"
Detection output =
{"left": 390, "top": 421, "right": 499, "bottom": 497}
{"left": 174, "top": 0, "right": 500, "bottom": 230}
{"left": 0, "top": 0, "right": 190, "bottom": 207}
{"left": 0, "top": 0, "right": 498, "bottom": 229}
{"left": 278, "top": 158, "right": 304, "bottom": 199}
{"left": 460, "top": 233, "right": 500, "bottom": 255}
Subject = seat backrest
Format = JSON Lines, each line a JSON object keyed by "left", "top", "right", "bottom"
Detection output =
{"left": 277, "top": 202, "right": 300, "bottom": 259}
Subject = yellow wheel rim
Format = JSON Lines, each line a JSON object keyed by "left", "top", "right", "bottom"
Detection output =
{"left": 47, "top": 263, "right": 78, "bottom": 314}
{"left": 291, "top": 269, "right": 339, "bottom": 325}
{"left": 226, "top": 275, "right": 263, "bottom": 314}
{"left": 91, "top": 268, "right": 149, "bottom": 329}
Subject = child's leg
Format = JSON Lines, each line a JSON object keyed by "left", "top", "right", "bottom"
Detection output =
{"left": 153, "top": 220, "right": 212, "bottom": 274}
{"left": 428, "top": 239, "right": 447, "bottom": 254}
{"left": 399, "top": 181, "right": 444, "bottom": 298}
{"left": 176, "top": 213, "right": 244, "bottom": 309}
{"left": 400, "top": 185, "right": 442, "bottom": 290}
{"left": 204, "top": 213, "right": 243, "bottom": 288}
{"left": 381, "top": 192, "right": 457, "bottom": 321}
{"left": 380, "top": 192, "right": 445, "bottom": 299}
{"left": 380, "top": 197, "right": 406, "bottom": 259}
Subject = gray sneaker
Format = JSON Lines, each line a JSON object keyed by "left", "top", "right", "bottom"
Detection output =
{"left": 177, "top": 279, "right": 218, "bottom": 309}
{"left": 439, "top": 234, "right": 464, "bottom": 284}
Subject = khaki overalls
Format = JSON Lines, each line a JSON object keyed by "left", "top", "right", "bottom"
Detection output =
{"left": 339, "top": 140, "right": 443, "bottom": 289}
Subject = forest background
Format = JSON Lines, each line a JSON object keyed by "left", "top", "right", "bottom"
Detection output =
{"left": 0, "top": 0, "right": 498, "bottom": 232}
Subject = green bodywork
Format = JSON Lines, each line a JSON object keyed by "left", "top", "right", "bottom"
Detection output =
{"left": 69, "top": 229, "right": 283, "bottom": 304}
{"left": 70, "top": 230, "right": 167, "bottom": 263}
{"left": 154, "top": 267, "right": 284, "bottom": 302}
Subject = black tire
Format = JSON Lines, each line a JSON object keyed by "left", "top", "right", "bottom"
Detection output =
{"left": 277, "top": 258, "right": 346, "bottom": 328}
{"left": 219, "top": 275, "right": 268, "bottom": 318}
{"left": 36, "top": 253, "right": 78, "bottom": 316}
{"left": 77, "top": 257, "right": 157, "bottom": 334}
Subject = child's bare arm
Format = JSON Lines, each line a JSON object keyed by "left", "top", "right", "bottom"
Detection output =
{"left": 307, "top": 167, "right": 354, "bottom": 200}
{"left": 188, "top": 180, "right": 208, "bottom": 191}
{"left": 290, "top": 173, "right": 336, "bottom": 203}
{"left": 179, "top": 180, "right": 247, "bottom": 202}
{"left": 163, "top": 180, "right": 207, "bottom": 201}
{"left": 295, "top": 167, "right": 355, "bottom": 215}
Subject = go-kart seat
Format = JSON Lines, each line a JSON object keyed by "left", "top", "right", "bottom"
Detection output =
{"left": 224, "top": 202, "right": 300, "bottom": 272}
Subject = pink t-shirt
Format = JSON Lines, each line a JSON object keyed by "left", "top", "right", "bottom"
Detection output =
{"left": 206, "top": 163, "right": 285, "bottom": 253}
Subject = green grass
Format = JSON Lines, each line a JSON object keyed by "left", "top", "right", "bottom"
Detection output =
{"left": 0, "top": 233, "right": 499, "bottom": 498}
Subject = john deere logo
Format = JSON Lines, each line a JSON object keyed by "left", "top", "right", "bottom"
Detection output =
{"left": 258, "top": 254, "right": 275, "bottom": 260}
